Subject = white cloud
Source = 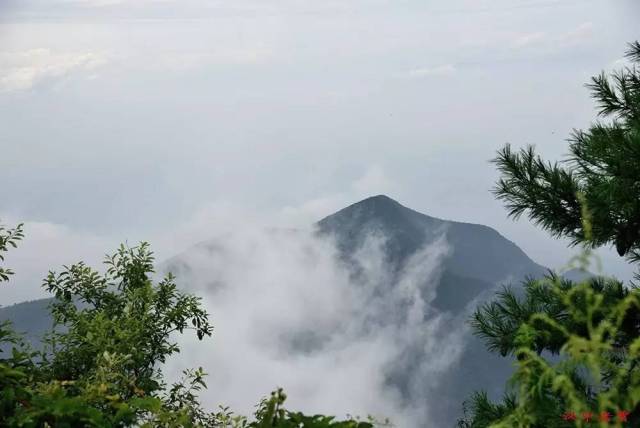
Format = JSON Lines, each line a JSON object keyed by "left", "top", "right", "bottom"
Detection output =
{"left": 511, "top": 31, "right": 546, "bottom": 49}
{"left": 147, "top": 46, "right": 274, "bottom": 72}
{"left": 278, "top": 165, "right": 397, "bottom": 227}
{"left": 280, "top": 196, "right": 349, "bottom": 228}
{"left": 56, "top": 0, "right": 174, "bottom": 6}
{"left": 560, "top": 21, "right": 593, "bottom": 46}
{"left": 162, "top": 226, "right": 462, "bottom": 426}
{"left": 352, "top": 164, "right": 395, "bottom": 197}
{"left": 400, "top": 64, "right": 456, "bottom": 79}
{"left": 509, "top": 22, "right": 593, "bottom": 52}
{"left": 152, "top": 201, "right": 269, "bottom": 260}
{"left": 149, "top": 165, "right": 397, "bottom": 262}
{"left": 0, "top": 49, "right": 107, "bottom": 93}
{"left": 64, "top": 0, "right": 128, "bottom": 5}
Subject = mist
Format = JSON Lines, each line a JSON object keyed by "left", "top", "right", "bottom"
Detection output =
{"left": 161, "top": 224, "right": 469, "bottom": 427}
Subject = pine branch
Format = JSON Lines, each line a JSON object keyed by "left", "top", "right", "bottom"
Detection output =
{"left": 626, "top": 41, "right": 640, "bottom": 63}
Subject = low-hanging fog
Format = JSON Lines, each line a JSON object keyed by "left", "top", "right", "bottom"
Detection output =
{"left": 162, "top": 225, "right": 468, "bottom": 427}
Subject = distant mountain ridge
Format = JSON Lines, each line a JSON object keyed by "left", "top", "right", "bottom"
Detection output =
{"left": 316, "top": 195, "right": 546, "bottom": 311}
{"left": 0, "top": 195, "right": 551, "bottom": 427}
{"left": 318, "top": 195, "right": 544, "bottom": 278}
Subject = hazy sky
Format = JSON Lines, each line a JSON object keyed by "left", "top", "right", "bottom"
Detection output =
{"left": 1, "top": 0, "right": 639, "bottom": 304}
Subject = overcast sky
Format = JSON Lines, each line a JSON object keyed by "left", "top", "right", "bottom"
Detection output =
{"left": 1, "top": 0, "right": 639, "bottom": 304}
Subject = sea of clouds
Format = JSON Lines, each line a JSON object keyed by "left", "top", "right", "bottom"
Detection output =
{"left": 162, "top": 225, "right": 470, "bottom": 427}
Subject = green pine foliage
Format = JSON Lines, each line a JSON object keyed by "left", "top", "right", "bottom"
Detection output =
{"left": 493, "top": 41, "right": 640, "bottom": 260}
{"left": 460, "top": 40, "right": 640, "bottom": 428}
{"left": 470, "top": 274, "right": 636, "bottom": 358}
{"left": 459, "top": 271, "right": 640, "bottom": 427}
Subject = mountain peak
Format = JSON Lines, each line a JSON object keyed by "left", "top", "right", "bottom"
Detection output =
{"left": 315, "top": 195, "right": 442, "bottom": 267}
{"left": 350, "top": 194, "right": 403, "bottom": 210}
{"left": 316, "top": 195, "right": 422, "bottom": 230}
{"left": 316, "top": 194, "right": 545, "bottom": 286}
{"left": 359, "top": 194, "right": 398, "bottom": 204}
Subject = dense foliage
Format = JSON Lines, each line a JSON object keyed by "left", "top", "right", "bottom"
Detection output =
{"left": 459, "top": 41, "right": 640, "bottom": 428}
{"left": 459, "top": 272, "right": 640, "bottom": 427}
{"left": 0, "top": 222, "right": 378, "bottom": 427}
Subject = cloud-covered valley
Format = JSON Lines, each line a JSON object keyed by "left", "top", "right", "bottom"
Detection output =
{"left": 161, "top": 225, "right": 467, "bottom": 427}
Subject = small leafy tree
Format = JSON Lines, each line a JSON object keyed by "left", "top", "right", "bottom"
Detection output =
{"left": 1, "top": 233, "right": 217, "bottom": 426}
{"left": 0, "top": 223, "right": 24, "bottom": 282}
{"left": 41, "top": 242, "right": 212, "bottom": 398}
{"left": 0, "top": 222, "right": 32, "bottom": 422}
